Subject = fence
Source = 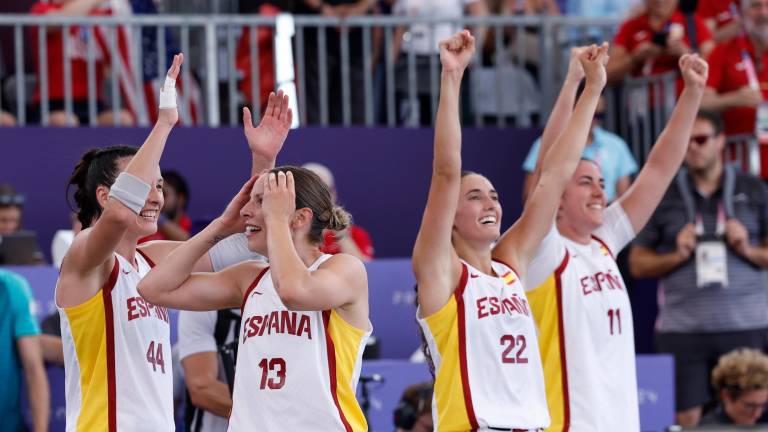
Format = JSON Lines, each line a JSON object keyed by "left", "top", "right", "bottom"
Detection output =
{"left": 0, "top": 13, "right": 761, "bottom": 175}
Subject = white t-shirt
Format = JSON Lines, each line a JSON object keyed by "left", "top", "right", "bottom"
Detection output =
{"left": 178, "top": 233, "right": 264, "bottom": 432}
{"left": 524, "top": 203, "right": 640, "bottom": 431}
{"left": 393, "top": 0, "right": 479, "bottom": 55}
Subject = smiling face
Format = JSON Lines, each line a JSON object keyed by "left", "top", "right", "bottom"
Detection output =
{"left": 110, "top": 157, "right": 164, "bottom": 238}
{"left": 453, "top": 173, "right": 503, "bottom": 247}
{"left": 240, "top": 175, "right": 268, "bottom": 255}
{"left": 558, "top": 160, "right": 607, "bottom": 236}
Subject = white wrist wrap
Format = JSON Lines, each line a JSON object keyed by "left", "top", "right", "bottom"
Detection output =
{"left": 159, "top": 75, "right": 177, "bottom": 109}
{"left": 108, "top": 172, "right": 151, "bottom": 214}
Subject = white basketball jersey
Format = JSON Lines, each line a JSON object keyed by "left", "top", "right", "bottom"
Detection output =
{"left": 418, "top": 260, "right": 550, "bottom": 431}
{"left": 229, "top": 254, "right": 371, "bottom": 432}
{"left": 58, "top": 251, "right": 174, "bottom": 431}
{"left": 525, "top": 203, "right": 640, "bottom": 431}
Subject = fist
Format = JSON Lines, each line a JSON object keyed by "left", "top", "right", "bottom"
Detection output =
{"left": 579, "top": 42, "right": 609, "bottom": 89}
{"left": 679, "top": 54, "right": 708, "bottom": 90}
{"left": 675, "top": 223, "right": 697, "bottom": 261}
{"left": 439, "top": 30, "right": 476, "bottom": 74}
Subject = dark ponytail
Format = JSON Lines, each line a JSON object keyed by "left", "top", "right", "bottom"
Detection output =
{"left": 67, "top": 145, "right": 138, "bottom": 228}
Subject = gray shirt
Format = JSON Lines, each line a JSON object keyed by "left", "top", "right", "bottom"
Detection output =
{"left": 634, "top": 169, "right": 768, "bottom": 332}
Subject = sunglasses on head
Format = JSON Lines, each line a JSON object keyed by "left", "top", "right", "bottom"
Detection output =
{"left": 689, "top": 134, "right": 713, "bottom": 146}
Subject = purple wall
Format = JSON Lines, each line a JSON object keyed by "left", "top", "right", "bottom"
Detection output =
{"left": 0, "top": 126, "right": 540, "bottom": 259}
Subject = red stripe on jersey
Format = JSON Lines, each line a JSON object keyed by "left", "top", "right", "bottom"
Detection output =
{"left": 555, "top": 251, "right": 571, "bottom": 431}
{"left": 241, "top": 266, "right": 270, "bottom": 315}
{"left": 322, "top": 310, "right": 353, "bottom": 432}
{"left": 136, "top": 248, "right": 156, "bottom": 268}
{"left": 454, "top": 264, "right": 479, "bottom": 429}
{"left": 590, "top": 235, "right": 615, "bottom": 260}
{"left": 102, "top": 257, "right": 119, "bottom": 432}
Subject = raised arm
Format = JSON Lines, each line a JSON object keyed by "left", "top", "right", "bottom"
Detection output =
{"left": 412, "top": 31, "right": 474, "bottom": 317}
{"left": 261, "top": 171, "right": 368, "bottom": 328}
{"left": 59, "top": 55, "right": 182, "bottom": 304}
{"left": 526, "top": 46, "right": 585, "bottom": 198}
{"left": 619, "top": 54, "right": 707, "bottom": 232}
{"left": 243, "top": 90, "right": 293, "bottom": 176}
{"left": 493, "top": 44, "right": 607, "bottom": 274}
{"left": 138, "top": 176, "right": 261, "bottom": 311}
{"left": 139, "top": 91, "right": 293, "bottom": 270}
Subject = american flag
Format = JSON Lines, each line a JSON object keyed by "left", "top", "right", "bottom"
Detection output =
{"left": 94, "top": 0, "right": 202, "bottom": 125}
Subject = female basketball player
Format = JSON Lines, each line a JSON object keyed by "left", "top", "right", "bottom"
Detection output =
{"left": 56, "top": 54, "right": 294, "bottom": 431}
{"left": 138, "top": 167, "right": 371, "bottom": 431}
{"left": 411, "top": 30, "right": 607, "bottom": 431}
{"left": 523, "top": 55, "right": 708, "bottom": 431}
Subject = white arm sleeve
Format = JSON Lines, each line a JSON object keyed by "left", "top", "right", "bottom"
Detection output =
{"left": 593, "top": 202, "right": 636, "bottom": 255}
{"left": 521, "top": 223, "right": 567, "bottom": 291}
{"left": 177, "top": 310, "right": 218, "bottom": 360}
{"left": 208, "top": 233, "right": 266, "bottom": 272}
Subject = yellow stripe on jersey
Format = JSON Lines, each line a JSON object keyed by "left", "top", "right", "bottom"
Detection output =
{"left": 423, "top": 296, "right": 473, "bottom": 431}
{"left": 527, "top": 273, "right": 568, "bottom": 432}
{"left": 327, "top": 309, "right": 368, "bottom": 432}
{"left": 63, "top": 289, "right": 110, "bottom": 431}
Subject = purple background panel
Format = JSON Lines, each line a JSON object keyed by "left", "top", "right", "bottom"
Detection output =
{"left": 0, "top": 126, "right": 540, "bottom": 259}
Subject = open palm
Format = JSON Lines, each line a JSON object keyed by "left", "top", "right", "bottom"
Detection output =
{"left": 243, "top": 90, "right": 293, "bottom": 162}
{"left": 158, "top": 53, "right": 183, "bottom": 127}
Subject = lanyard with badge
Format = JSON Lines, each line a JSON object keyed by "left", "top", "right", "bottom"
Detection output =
{"left": 676, "top": 166, "right": 736, "bottom": 288}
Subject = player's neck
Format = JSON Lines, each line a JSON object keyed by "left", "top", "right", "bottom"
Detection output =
{"left": 116, "top": 239, "right": 139, "bottom": 270}
{"left": 556, "top": 220, "right": 592, "bottom": 245}
{"left": 455, "top": 242, "right": 494, "bottom": 276}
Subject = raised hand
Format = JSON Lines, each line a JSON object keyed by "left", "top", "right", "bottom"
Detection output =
{"left": 679, "top": 54, "right": 709, "bottom": 91}
{"left": 158, "top": 53, "right": 183, "bottom": 127}
{"left": 439, "top": 30, "right": 475, "bottom": 75}
{"left": 580, "top": 42, "right": 609, "bottom": 90}
{"left": 262, "top": 171, "right": 296, "bottom": 225}
{"left": 243, "top": 90, "right": 293, "bottom": 165}
{"left": 566, "top": 46, "right": 587, "bottom": 83}
{"left": 217, "top": 175, "right": 259, "bottom": 236}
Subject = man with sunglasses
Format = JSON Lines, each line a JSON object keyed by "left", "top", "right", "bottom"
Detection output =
{"left": 629, "top": 110, "right": 768, "bottom": 428}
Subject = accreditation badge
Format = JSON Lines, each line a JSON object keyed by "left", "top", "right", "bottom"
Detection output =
{"left": 695, "top": 241, "right": 728, "bottom": 288}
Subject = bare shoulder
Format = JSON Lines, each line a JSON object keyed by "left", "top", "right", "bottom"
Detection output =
{"left": 320, "top": 253, "right": 368, "bottom": 283}
{"left": 137, "top": 240, "right": 180, "bottom": 263}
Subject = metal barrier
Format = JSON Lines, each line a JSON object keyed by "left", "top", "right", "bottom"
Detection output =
{"left": 0, "top": 14, "right": 621, "bottom": 129}
{"left": 726, "top": 134, "right": 761, "bottom": 176}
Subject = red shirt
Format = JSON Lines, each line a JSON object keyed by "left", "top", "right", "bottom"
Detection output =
{"left": 707, "top": 35, "right": 768, "bottom": 136}
{"left": 614, "top": 10, "right": 713, "bottom": 78}
{"left": 30, "top": 2, "right": 106, "bottom": 102}
{"left": 320, "top": 225, "right": 374, "bottom": 260}
{"left": 696, "top": 0, "right": 738, "bottom": 30}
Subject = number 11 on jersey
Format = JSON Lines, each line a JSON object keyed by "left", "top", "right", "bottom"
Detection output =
{"left": 607, "top": 308, "right": 622, "bottom": 335}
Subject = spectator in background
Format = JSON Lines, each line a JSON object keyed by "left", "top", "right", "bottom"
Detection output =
{"left": 0, "top": 184, "right": 24, "bottom": 235}
{"left": 29, "top": 0, "right": 134, "bottom": 126}
{"left": 296, "top": 0, "right": 376, "bottom": 125}
{"left": 140, "top": 170, "right": 192, "bottom": 242}
{"left": 302, "top": 162, "right": 374, "bottom": 261}
{"left": 697, "top": 0, "right": 741, "bottom": 43}
{"left": 629, "top": 111, "right": 768, "bottom": 428}
{"left": 522, "top": 95, "right": 638, "bottom": 203}
{"left": 51, "top": 213, "right": 82, "bottom": 269}
{"left": 701, "top": 0, "right": 768, "bottom": 177}
{"left": 701, "top": 348, "right": 768, "bottom": 425}
{"left": 607, "top": 0, "right": 713, "bottom": 85}
{"left": 393, "top": 381, "right": 433, "bottom": 432}
{"left": 390, "top": 0, "right": 488, "bottom": 125}
{"left": 0, "top": 269, "right": 50, "bottom": 432}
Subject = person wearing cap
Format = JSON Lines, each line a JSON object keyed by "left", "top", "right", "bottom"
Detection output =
{"left": 629, "top": 110, "right": 768, "bottom": 428}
